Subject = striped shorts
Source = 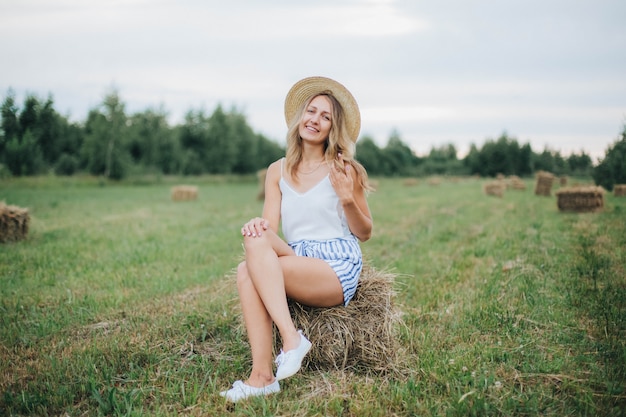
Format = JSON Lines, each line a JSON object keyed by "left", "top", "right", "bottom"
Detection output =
{"left": 289, "top": 235, "right": 363, "bottom": 306}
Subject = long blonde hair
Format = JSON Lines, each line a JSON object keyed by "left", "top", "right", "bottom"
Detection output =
{"left": 284, "top": 93, "right": 372, "bottom": 192}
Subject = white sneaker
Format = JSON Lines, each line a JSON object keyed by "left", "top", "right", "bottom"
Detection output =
{"left": 275, "top": 330, "right": 312, "bottom": 381}
{"left": 219, "top": 379, "right": 280, "bottom": 402}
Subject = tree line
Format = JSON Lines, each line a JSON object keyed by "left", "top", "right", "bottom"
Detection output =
{"left": 1, "top": 88, "right": 624, "bottom": 188}
{"left": 1, "top": 89, "right": 286, "bottom": 180}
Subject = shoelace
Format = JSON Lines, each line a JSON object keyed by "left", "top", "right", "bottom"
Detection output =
{"left": 275, "top": 350, "right": 285, "bottom": 366}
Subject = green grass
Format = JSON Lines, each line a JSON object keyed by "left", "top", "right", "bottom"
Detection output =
{"left": 1, "top": 175, "right": 625, "bottom": 416}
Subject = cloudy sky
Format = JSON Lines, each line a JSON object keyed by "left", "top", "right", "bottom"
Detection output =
{"left": 1, "top": 0, "right": 625, "bottom": 159}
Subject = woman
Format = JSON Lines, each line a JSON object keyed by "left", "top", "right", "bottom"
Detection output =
{"left": 220, "top": 76, "right": 373, "bottom": 402}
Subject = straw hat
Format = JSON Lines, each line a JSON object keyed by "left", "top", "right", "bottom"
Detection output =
{"left": 284, "top": 76, "right": 361, "bottom": 143}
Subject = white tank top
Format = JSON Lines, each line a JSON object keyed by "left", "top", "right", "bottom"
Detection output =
{"left": 279, "top": 158, "right": 352, "bottom": 243}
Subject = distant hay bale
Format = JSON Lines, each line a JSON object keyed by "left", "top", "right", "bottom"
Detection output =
{"left": 534, "top": 171, "right": 554, "bottom": 196}
{"left": 507, "top": 175, "right": 526, "bottom": 190}
{"left": 614, "top": 184, "right": 626, "bottom": 197}
{"left": 483, "top": 181, "right": 505, "bottom": 197}
{"left": 427, "top": 177, "right": 441, "bottom": 186}
{"left": 171, "top": 185, "right": 198, "bottom": 201}
{"left": 403, "top": 178, "right": 419, "bottom": 187}
{"left": 0, "top": 201, "right": 30, "bottom": 243}
{"left": 274, "top": 265, "right": 402, "bottom": 373}
{"left": 559, "top": 176, "right": 568, "bottom": 187}
{"left": 257, "top": 169, "right": 268, "bottom": 200}
{"left": 556, "top": 186, "right": 605, "bottom": 212}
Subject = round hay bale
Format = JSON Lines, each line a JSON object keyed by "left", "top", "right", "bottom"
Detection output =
{"left": 274, "top": 265, "right": 402, "bottom": 373}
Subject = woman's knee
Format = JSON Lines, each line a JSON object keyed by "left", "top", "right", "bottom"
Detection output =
{"left": 242, "top": 233, "right": 271, "bottom": 254}
{"left": 236, "top": 261, "right": 250, "bottom": 290}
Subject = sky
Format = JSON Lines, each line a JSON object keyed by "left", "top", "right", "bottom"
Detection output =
{"left": 1, "top": 0, "right": 625, "bottom": 160}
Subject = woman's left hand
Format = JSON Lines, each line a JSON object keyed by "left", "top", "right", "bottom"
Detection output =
{"left": 241, "top": 217, "right": 269, "bottom": 238}
{"left": 329, "top": 152, "right": 354, "bottom": 203}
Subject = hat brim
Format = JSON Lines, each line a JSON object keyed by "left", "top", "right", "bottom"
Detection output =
{"left": 284, "top": 76, "right": 360, "bottom": 143}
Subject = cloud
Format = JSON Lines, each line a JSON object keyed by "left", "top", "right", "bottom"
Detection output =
{"left": 1, "top": 0, "right": 428, "bottom": 40}
{"left": 1, "top": 0, "right": 624, "bottom": 161}
{"left": 192, "top": 1, "right": 429, "bottom": 39}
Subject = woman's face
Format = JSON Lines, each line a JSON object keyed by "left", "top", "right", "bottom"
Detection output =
{"left": 299, "top": 95, "right": 332, "bottom": 145}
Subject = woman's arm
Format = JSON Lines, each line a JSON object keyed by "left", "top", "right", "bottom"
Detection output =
{"left": 241, "top": 159, "right": 282, "bottom": 237}
{"left": 261, "top": 160, "right": 282, "bottom": 233}
{"left": 329, "top": 157, "right": 373, "bottom": 242}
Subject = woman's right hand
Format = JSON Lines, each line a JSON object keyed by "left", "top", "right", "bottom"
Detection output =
{"left": 241, "top": 217, "right": 269, "bottom": 238}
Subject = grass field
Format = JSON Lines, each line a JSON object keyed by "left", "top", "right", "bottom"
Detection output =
{"left": 1, "top": 175, "right": 625, "bottom": 416}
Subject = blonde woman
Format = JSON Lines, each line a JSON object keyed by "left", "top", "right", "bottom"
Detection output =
{"left": 221, "top": 76, "right": 373, "bottom": 402}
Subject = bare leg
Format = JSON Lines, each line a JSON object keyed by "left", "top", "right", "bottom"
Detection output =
{"left": 236, "top": 228, "right": 345, "bottom": 386}
{"left": 242, "top": 230, "right": 301, "bottom": 351}
{"left": 236, "top": 261, "right": 276, "bottom": 387}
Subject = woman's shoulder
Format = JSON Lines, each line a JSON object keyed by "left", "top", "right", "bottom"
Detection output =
{"left": 267, "top": 157, "right": 284, "bottom": 171}
{"left": 266, "top": 158, "right": 284, "bottom": 181}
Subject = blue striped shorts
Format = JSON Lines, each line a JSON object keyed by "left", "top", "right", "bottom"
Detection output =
{"left": 288, "top": 235, "right": 363, "bottom": 306}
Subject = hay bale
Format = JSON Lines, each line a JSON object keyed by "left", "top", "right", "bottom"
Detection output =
{"left": 614, "top": 184, "right": 626, "bottom": 197}
{"left": 559, "top": 176, "right": 568, "bottom": 187}
{"left": 534, "top": 171, "right": 554, "bottom": 196}
{"left": 256, "top": 169, "right": 268, "bottom": 200}
{"left": 427, "top": 177, "right": 441, "bottom": 186}
{"left": 171, "top": 185, "right": 198, "bottom": 201}
{"left": 556, "top": 186, "right": 605, "bottom": 212}
{"left": 483, "top": 181, "right": 505, "bottom": 197}
{"left": 0, "top": 201, "right": 30, "bottom": 243}
{"left": 507, "top": 175, "right": 527, "bottom": 190}
{"left": 403, "top": 178, "right": 419, "bottom": 187}
{"left": 274, "top": 265, "right": 402, "bottom": 373}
